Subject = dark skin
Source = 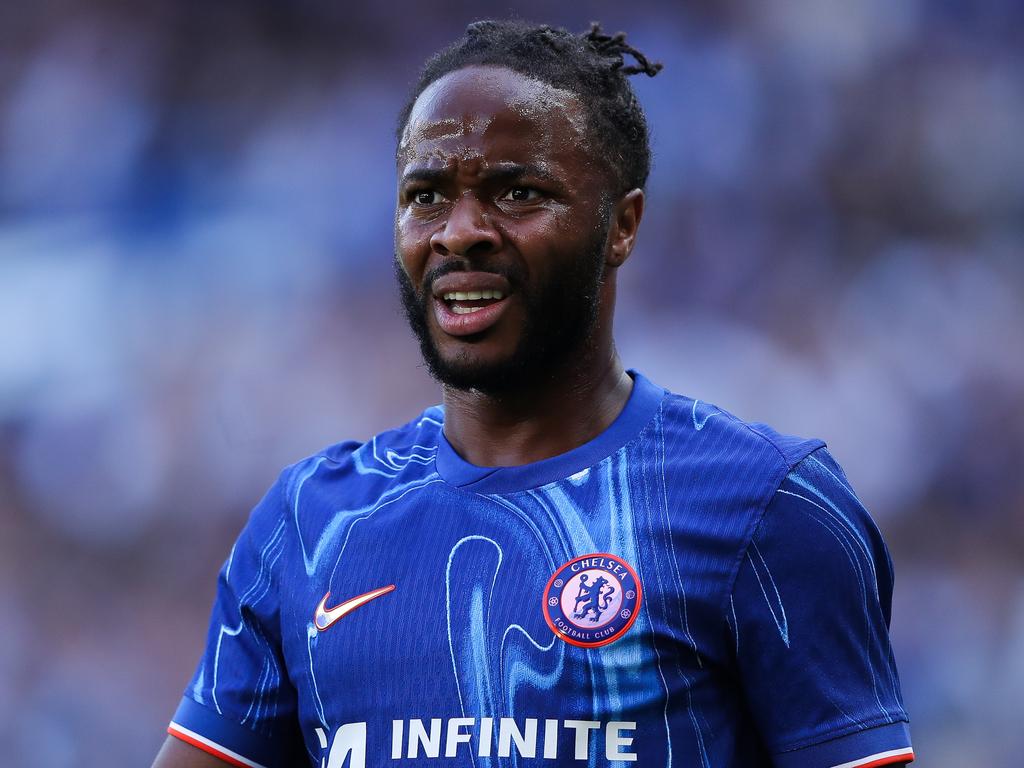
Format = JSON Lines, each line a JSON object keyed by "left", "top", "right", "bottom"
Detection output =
{"left": 152, "top": 65, "right": 910, "bottom": 768}
{"left": 395, "top": 65, "right": 643, "bottom": 467}
{"left": 151, "top": 737, "right": 222, "bottom": 768}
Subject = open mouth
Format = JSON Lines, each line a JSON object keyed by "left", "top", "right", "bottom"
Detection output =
{"left": 441, "top": 289, "right": 506, "bottom": 314}
{"left": 430, "top": 271, "right": 515, "bottom": 337}
{"left": 432, "top": 289, "right": 513, "bottom": 337}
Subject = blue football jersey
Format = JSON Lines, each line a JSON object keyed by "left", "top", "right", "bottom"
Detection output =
{"left": 168, "top": 371, "right": 913, "bottom": 768}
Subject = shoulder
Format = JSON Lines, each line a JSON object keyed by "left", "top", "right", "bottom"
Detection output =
{"left": 637, "top": 378, "right": 835, "bottom": 584}
{"left": 731, "top": 444, "right": 898, "bottom": 643}
{"left": 758, "top": 446, "right": 895, "bottom": 592}
{"left": 653, "top": 383, "right": 825, "bottom": 491}
{"left": 729, "top": 445, "right": 909, "bottom": 760}
{"left": 274, "top": 404, "right": 445, "bottom": 516}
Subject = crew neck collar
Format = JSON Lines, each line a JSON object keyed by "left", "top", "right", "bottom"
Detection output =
{"left": 434, "top": 370, "right": 665, "bottom": 494}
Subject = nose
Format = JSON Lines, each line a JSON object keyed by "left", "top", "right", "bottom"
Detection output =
{"left": 430, "top": 195, "right": 500, "bottom": 258}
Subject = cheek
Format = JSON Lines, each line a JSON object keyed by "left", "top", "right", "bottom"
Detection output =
{"left": 395, "top": 215, "right": 432, "bottom": 282}
{"left": 502, "top": 202, "right": 572, "bottom": 244}
{"left": 508, "top": 206, "right": 601, "bottom": 266}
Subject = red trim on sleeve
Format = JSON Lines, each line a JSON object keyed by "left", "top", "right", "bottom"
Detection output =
{"left": 837, "top": 747, "right": 915, "bottom": 768}
{"left": 855, "top": 753, "right": 915, "bottom": 768}
{"left": 167, "top": 724, "right": 258, "bottom": 768}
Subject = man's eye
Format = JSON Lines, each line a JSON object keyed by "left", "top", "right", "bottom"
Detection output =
{"left": 413, "top": 190, "right": 443, "bottom": 205}
{"left": 502, "top": 187, "right": 540, "bottom": 202}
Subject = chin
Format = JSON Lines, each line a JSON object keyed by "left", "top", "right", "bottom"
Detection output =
{"left": 426, "top": 354, "right": 526, "bottom": 393}
{"left": 420, "top": 335, "right": 548, "bottom": 393}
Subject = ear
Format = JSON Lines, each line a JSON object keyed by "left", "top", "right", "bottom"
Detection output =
{"left": 605, "top": 188, "right": 645, "bottom": 268}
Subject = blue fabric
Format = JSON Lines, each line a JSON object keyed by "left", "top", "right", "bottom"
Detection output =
{"left": 728, "top": 446, "right": 911, "bottom": 763}
{"left": 434, "top": 371, "right": 666, "bottom": 492}
{"left": 177, "top": 371, "right": 911, "bottom": 766}
{"left": 774, "top": 722, "right": 913, "bottom": 768}
{"left": 170, "top": 697, "right": 296, "bottom": 768}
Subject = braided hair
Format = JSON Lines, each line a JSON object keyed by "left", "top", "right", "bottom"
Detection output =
{"left": 396, "top": 20, "right": 662, "bottom": 194}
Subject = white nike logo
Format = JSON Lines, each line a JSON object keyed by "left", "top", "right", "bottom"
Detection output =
{"left": 313, "top": 584, "right": 396, "bottom": 631}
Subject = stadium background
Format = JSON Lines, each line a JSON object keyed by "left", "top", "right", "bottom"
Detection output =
{"left": 1, "top": 1, "right": 1021, "bottom": 765}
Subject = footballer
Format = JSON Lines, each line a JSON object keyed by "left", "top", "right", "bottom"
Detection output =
{"left": 152, "top": 20, "right": 913, "bottom": 768}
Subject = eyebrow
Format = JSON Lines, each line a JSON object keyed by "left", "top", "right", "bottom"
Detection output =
{"left": 400, "top": 163, "right": 558, "bottom": 187}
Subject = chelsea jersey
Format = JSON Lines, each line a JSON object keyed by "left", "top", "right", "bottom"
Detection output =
{"left": 168, "top": 371, "right": 913, "bottom": 768}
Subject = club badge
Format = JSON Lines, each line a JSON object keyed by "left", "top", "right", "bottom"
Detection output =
{"left": 543, "top": 553, "right": 642, "bottom": 648}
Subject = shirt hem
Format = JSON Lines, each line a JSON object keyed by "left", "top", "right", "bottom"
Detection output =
{"left": 170, "top": 696, "right": 288, "bottom": 768}
{"left": 774, "top": 720, "right": 913, "bottom": 768}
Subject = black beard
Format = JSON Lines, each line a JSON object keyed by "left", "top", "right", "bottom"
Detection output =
{"left": 395, "top": 232, "right": 608, "bottom": 395}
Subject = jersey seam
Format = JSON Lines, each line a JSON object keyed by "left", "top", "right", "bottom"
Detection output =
{"left": 181, "top": 694, "right": 278, "bottom": 743}
{"left": 773, "top": 714, "right": 911, "bottom": 755}
{"left": 719, "top": 439, "right": 825, "bottom": 640}
{"left": 183, "top": 692, "right": 258, "bottom": 729}
{"left": 270, "top": 466, "right": 294, "bottom": 655}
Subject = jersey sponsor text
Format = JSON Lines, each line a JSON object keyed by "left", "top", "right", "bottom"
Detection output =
{"left": 323, "top": 716, "right": 637, "bottom": 766}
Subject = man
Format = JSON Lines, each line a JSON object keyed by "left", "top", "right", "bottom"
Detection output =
{"left": 153, "top": 20, "right": 913, "bottom": 768}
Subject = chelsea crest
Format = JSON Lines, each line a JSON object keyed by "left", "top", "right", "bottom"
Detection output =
{"left": 543, "top": 553, "right": 643, "bottom": 648}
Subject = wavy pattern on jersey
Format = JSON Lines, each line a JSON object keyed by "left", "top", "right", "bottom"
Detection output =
{"left": 446, "top": 536, "right": 505, "bottom": 768}
{"left": 434, "top": 446, "right": 676, "bottom": 768}
{"left": 646, "top": 406, "right": 709, "bottom": 768}
{"left": 724, "top": 441, "right": 910, "bottom": 759}
{"left": 295, "top": 439, "right": 445, "bottom": 734}
{"left": 781, "top": 452, "right": 900, "bottom": 724}
{"left": 440, "top": 500, "right": 572, "bottom": 768}
{"left": 275, "top": 395, "right": 654, "bottom": 762}
{"left": 195, "top": 508, "right": 291, "bottom": 740}
{"left": 288, "top": 446, "right": 444, "bottom": 578}
{"left": 180, "top": 376, "right": 912, "bottom": 768}
{"left": 300, "top": 398, "right": 720, "bottom": 767}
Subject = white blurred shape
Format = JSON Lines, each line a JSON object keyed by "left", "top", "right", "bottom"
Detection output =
{"left": 229, "top": 81, "right": 396, "bottom": 263}
{"left": 751, "top": 0, "right": 922, "bottom": 79}
{"left": 0, "top": 226, "right": 122, "bottom": 416}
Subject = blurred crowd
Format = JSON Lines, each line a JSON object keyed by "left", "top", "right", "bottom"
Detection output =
{"left": 1, "top": 1, "right": 1022, "bottom": 765}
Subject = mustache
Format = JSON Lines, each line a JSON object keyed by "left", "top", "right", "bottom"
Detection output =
{"left": 421, "top": 259, "right": 527, "bottom": 298}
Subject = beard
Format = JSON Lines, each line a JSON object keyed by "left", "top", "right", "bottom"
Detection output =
{"left": 395, "top": 227, "right": 609, "bottom": 395}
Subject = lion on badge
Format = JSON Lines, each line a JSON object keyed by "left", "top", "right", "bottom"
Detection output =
{"left": 572, "top": 575, "right": 617, "bottom": 623}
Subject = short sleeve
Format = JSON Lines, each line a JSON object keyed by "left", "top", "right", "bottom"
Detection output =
{"left": 728, "top": 447, "right": 914, "bottom": 768}
{"left": 167, "top": 476, "right": 302, "bottom": 768}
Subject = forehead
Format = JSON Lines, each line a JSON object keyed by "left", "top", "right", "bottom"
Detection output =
{"left": 398, "top": 66, "right": 590, "bottom": 170}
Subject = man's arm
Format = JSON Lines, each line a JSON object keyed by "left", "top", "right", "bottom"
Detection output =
{"left": 151, "top": 736, "right": 232, "bottom": 768}
{"left": 154, "top": 474, "right": 302, "bottom": 768}
{"left": 729, "top": 446, "right": 914, "bottom": 767}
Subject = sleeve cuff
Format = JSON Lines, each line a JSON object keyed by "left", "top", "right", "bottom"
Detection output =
{"left": 168, "top": 697, "right": 294, "bottom": 768}
{"left": 775, "top": 721, "right": 914, "bottom": 768}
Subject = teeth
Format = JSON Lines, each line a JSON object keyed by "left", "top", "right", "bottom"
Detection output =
{"left": 442, "top": 290, "right": 506, "bottom": 301}
{"left": 452, "top": 305, "right": 485, "bottom": 314}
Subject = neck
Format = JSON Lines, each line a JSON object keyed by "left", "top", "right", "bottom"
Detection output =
{"left": 441, "top": 345, "right": 632, "bottom": 468}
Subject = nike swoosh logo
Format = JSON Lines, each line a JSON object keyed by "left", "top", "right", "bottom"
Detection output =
{"left": 313, "top": 584, "right": 396, "bottom": 631}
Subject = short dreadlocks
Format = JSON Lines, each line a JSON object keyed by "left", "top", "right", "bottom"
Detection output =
{"left": 396, "top": 20, "right": 662, "bottom": 195}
